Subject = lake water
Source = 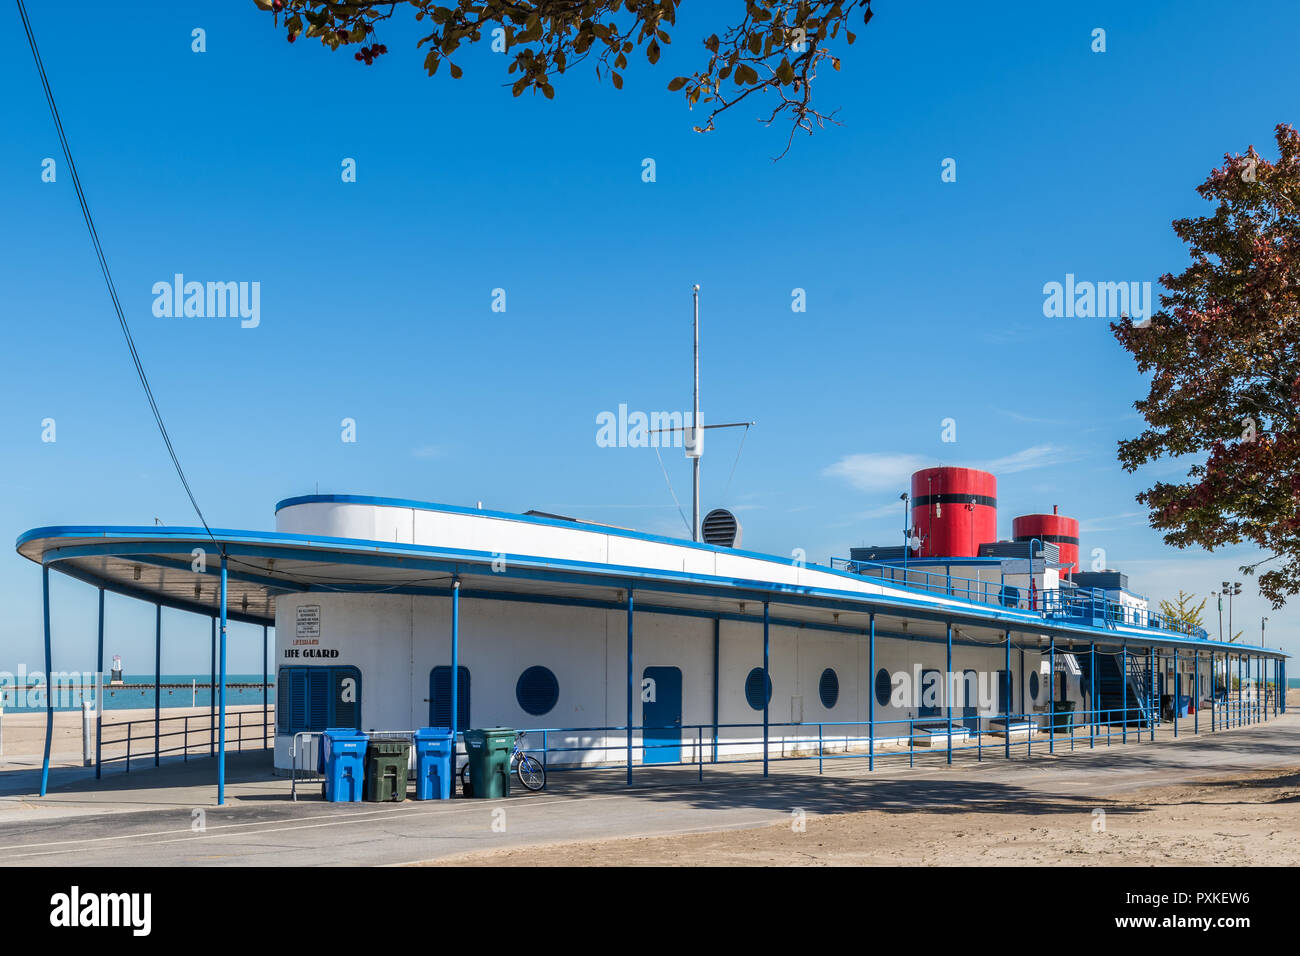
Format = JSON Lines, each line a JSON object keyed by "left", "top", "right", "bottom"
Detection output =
{"left": 1, "top": 674, "right": 272, "bottom": 713}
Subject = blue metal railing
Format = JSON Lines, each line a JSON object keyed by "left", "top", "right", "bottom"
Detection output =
{"left": 830, "top": 557, "right": 1208, "bottom": 640}
{"left": 499, "top": 686, "right": 1256, "bottom": 781}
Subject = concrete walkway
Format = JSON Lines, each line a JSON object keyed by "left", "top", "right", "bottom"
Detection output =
{"left": 0, "top": 712, "right": 1295, "bottom": 866}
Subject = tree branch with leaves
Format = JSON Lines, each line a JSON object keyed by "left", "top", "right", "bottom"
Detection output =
{"left": 253, "top": 0, "right": 873, "bottom": 158}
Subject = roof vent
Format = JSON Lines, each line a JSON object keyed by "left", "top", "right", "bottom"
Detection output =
{"left": 701, "top": 508, "right": 742, "bottom": 548}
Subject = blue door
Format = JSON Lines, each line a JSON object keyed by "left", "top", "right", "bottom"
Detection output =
{"left": 642, "top": 666, "right": 682, "bottom": 764}
{"left": 919, "top": 669, "right": 942, "bottom": 718}
{"left": 962, "top": 669, "right": 979, "bottom": 731}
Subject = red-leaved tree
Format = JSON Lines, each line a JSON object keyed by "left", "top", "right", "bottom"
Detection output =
{"left": 1114, "top": 124, "right": 1300, "bottom": 607}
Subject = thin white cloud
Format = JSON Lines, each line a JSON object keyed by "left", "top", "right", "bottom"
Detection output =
{"left": 1079, "top": 511, "right": 1147, "bottom": 533}
{"left": 821, "top": 453, "right": 930, "bottom": 492}
{"left": 992, "top": 407, "right": 1074, "bottom": 427}
{"left": 978, "top": 443, "right": 1078, "bottom": 474}
{"left": 824, "top": 444, "right": 1078, "bottom": 494}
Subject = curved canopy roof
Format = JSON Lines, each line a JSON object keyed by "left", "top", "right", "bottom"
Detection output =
{"left": 15, "top": 523, "right": 1287, "bottom": 659}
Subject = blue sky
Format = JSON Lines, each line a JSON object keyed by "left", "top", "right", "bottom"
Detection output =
{"left": 2, "top": 0, "right": 1297, "bottom": 673}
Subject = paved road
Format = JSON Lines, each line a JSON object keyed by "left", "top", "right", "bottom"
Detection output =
{"left": 1, "top": 715, "right": 1295, "bottom": 866}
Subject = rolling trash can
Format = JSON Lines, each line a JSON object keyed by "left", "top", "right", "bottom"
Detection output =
{"left": 461, "top": 727, "right": 514, "bottom": 799}
{"left": 365, "top": 736, "right": 411, "bottom": 802}
{"left": 321, "top": 728, "right": 368, "bottom": 803}
{"left": 413, "top": 727, "right": 454, "bottom": 800}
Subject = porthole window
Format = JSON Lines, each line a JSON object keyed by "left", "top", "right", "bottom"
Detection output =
{"left": 744, "top": 667, "right": 772, "bottom": 710}
{"left": 515, "top": 666, "right": 559, "bottom": 716}
{"left": 874, "top": 668, "right": 892, "bottom": 707}
{"left": 818, "top": 668, "right": 839, "bottom": 709}
{"left": 1029, "top": 671, "right": 1040, "bottom": 701}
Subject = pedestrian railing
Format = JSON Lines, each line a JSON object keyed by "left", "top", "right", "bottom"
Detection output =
{"left": 99, "top": 708, "right": 274, "bottom": 773}
{"left": 499, "top": 686, "right": 1279, "bottom": 782}
{"left": 830, "top": 557, "right": 1208, "bottom": 640}
{"left": 289, "top": 730, "right": 322, "bottom": 800}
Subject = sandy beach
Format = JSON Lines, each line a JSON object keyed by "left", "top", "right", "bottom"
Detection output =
{"left": 0, "top": 704, "right": 272, "bottom": 767}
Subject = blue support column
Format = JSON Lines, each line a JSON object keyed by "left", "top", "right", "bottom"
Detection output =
{"left": 1256, "top": 657, "right": 1262, "bottom": 723}
{"left": 625, "top": 587, "right": 633, "bottom": 785}
{"left": 1004, "top": 630, "right": 1011, "bottom": 760}
{"left": 209, "top": 616, "right": 216, "bottom": 756}
{"left": 39, "top": 565, "right": 53, "bottom": 797}
{"left": 1049, "top": 636, "right": 1056, "bottom": 755}
{"left": 1089, "top": 643, "right": 1096, "bottom": 748}
{"left": 218, "top": 552, "right": 228, "bottom": 805}
{"left": 1194, "top": 650, "right": 1199, "bottom": 734}
{"left": 711, "top": 617, "right": 719, "bottom": 764}
{"left": 946, "top": 622, "right": 953, "bottom": 765}
{"left": 1121, "top": 643, "right": 1128, "bottom": 745}
{"left": 1274, "top": 658, "right": 1280, "bottom": 717}
{"left": 1173, "top": 647, "right": 1179, "bottom": 738}
{"left": 762, "top": 601, "right": 770, "bottom": 778}
{"left": 95, "top": 587, "right": 104, "bottom": 779}
{"left": 262, "top": 624, "right": 268, "bottom": 742}
{"left": 154, "top": 603, "right": 162, "bottom": 767}
{"left": 1236, "top": 653, "right": 1241, "bottom": 727}
{"left": 868, "top": 614, "right": 876, "bottom": 771}
{"left": 450, "top": 577, "right": 460, "bottom": 797}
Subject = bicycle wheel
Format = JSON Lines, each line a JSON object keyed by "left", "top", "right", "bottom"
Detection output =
{"left": 516, "top": 754, "right": 546, "bottom": 791}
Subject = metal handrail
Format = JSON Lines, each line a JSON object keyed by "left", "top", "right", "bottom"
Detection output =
{"left": 499, "top": 688, "right": 1256, "bottom": 780}
{"left": 834, "top": 557, "right": 1209, "bottom": 640}
{"left": 99, "top": 709, "right": 273, "bottom": 772}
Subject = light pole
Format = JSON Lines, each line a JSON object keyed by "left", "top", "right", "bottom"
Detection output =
{"left": 1222, "top": 581, "right": 1241, "bottom": 641}
{"left": 1211, "top": 590, "right": 1223, "bottom": 641}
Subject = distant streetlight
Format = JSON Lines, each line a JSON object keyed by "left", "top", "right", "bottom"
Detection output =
{"left": 1222, "top": 581, "right": 1242, "bottom": 641}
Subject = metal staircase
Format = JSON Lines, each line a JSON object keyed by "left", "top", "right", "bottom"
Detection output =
{"left": 1077, "top": 648, "right": 1154, "bottom": 726}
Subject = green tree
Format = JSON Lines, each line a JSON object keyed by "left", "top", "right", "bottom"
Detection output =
{"left": 254, "top": 0, "right": 873, "bottom": 156}
{"left": 1114, "top": 124, "right": 1300, "bottom": 607}
{"left": 1157, "top": 590, "right": 1207, "bottom": 630}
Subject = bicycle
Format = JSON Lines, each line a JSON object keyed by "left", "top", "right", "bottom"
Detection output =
{"left": 459, "top": 732, "right": 546, "bottom": 793}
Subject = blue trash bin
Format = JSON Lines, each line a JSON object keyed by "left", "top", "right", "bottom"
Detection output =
{"left": 322, "top": 728, "right": 368, "bottom": 802}
{"left": 413, "top": 727, "right": 454, "bottom": 800}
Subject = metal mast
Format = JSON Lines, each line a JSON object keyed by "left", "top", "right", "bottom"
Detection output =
{"left": 691, "top": 285, "right": 702, "bottom": 541}
{"left": 649, "top": 285, "right": 754, "bottom": 542}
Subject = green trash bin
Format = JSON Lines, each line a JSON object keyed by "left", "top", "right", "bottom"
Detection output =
{"left": 1049, "top": 700, "right": 1075, "bottom": 735}
{"left": 462, "top": 727, "right": 514, "bottom": 799}
{"left": 365, "top": 737, "right": 411, "bottom": 802}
